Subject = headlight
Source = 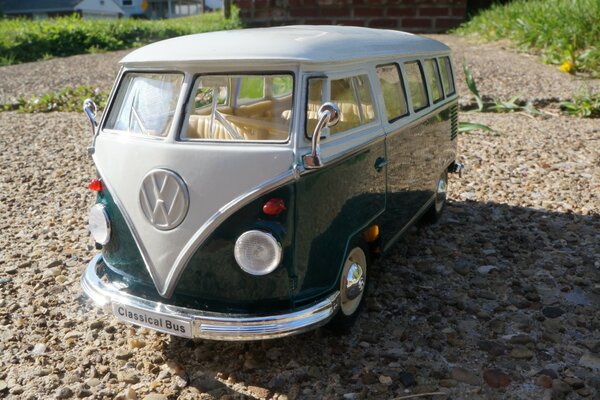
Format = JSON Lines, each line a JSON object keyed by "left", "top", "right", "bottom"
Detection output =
{"left": 234, "top": 230, "right": 282, "bottom": 275}
{"left": 88, "top": 204, "right": 111, "bottom": 245}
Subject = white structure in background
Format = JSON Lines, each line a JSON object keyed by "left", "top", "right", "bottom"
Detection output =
{"left": 75, "top": 0, "right": 124, "bottom": 18}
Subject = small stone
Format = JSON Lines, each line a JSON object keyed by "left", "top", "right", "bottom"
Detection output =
{"left": 117, "top": 371, "right": 140, "bottom": 384}
{"left": 439, "top": 379, "right": 457, "bottom": 388}
{"left": 0, "top": 380, "right": 7, "bottom": 391}
{"left": 55, "top": 387, "right": 73, "bottom": 399}
{"left": 542, "top": 306, "right": 564, "bottom": 319}
{"left": 536, "top": 374, "right": 553, "bottom": 388}
{"left": 477, "top": 265, "right": 498, "bottom": 274}
{"left": 576, "top": 387, "right": 591, "bottom": 397}
{"left": 552, "top": 379, "right": 572, "bottom": 394}
{"left": 450, "top": 367, "right": 480, "bottom": 386}
{"left": 509, "top": 334, "right": 534, "bottom": 345}
{"left": 85, "top": 378, "right": 101, "bottom": 387}
{"left": 579, "top": 352, "right": 600, "bottom": 371}
{"left": 55, "top": 275, "right": 67, "bottom": 284}
{"left": 483, "top": 369, "right": 511, "bottom": 388}
{"left": 563, "top": 376, "right": 584, "bottom": 389}
{"left": 125, "top": 387, "right": 137, "bottom": 399}
{"left": 477, "top": 340, "right": 507, "bottom": 357}
{"left": 115, "top": 350, "right": 134, "bottom": 360}
{"left": 343, "top": 393, "right": 359, "bottom": 400}
{"left": 398, "top": 371, "right": 417, "bottom": 387}
{"left": 378, "top": 375, "right": 392, "bottom": 385}
{"left": 128, "top": 338, "right": 146, "bottom": 349}
{"left": 247, "top": 386, "right": 270, "bottom": 399}
{"left": 143, "top": 395, "right": 168, "bottom": 400}
{"left": 77, "top": 388, "right": 93, "bottom": 398}
{"left": 31, "top": 343, "right": 47, "bottom": 355}
{"left": 90, "top": 320, "right": 104, "bottom": 330}
{"left": 0, "top": 278, "right": 12, "bottom": 285}
{"left": 510, "top": 347, "right": 534, "bottom": 360}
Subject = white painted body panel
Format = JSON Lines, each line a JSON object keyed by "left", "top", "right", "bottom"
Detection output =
{"left": 93, "top": 133, "right": 294, "bottom": 295}
{"left": 120, "top": 26, "right": 449, "bottom": 66}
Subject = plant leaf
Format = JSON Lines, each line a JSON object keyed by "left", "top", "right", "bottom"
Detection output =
{"left": 458, "top": 121, "right": 494, "bottom": 133}
{"left": 463, "top": 59, "right": 484, "bottom": 111}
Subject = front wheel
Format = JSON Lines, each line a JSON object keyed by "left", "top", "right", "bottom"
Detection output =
{"left": 327, "top": 243, "right": 369, "bottom": 333}
{"left": 422, "top": 171, "right": 448, "bottom": 224}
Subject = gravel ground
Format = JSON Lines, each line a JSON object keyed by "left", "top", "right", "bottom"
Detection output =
{"left": 0, "top": 50, "right": 129, "bottom": 104}
{"left": 1, "top": 35, "right": 600, "bottom": 400}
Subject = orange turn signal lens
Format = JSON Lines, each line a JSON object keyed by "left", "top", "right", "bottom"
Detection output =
{"left": 363, "top": 225, "right": 379, "bottom": 243}
{"left": 263, "top": 198, "right": 286, "bottom": 216}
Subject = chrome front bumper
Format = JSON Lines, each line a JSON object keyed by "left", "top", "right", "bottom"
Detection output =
{"left": 81, "top": 254, "right": 340, "bottom": 340}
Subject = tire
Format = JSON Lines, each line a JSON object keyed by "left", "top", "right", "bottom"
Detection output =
{"left": 326, "top": 241, "right": 369, "bottom": 334}
{"left": 422, "top": 171, "right": 448, "bottom": 224}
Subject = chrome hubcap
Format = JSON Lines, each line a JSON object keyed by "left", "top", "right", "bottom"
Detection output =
{"left": 435, "top": 174, "right": 447, "bottom": 213}
{"left": 340, "top": 247, "right": 367, "bottom": 316}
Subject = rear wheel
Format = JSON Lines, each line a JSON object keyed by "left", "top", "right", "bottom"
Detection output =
{"left": 327, "top": 242, "right": 369, "bottom": 333}
{"left": 422, "top": 171, "right": 448, "bottom": 224}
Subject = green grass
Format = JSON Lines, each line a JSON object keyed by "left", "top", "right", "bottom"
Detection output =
{"left": 3, "top": 86, "right": 109, "bottom": 113}
{"left": 455, "top": 0, "right": 600, "bottom": 76}
{"left": 0, "top": 9, "right": 241, "bottom": 66}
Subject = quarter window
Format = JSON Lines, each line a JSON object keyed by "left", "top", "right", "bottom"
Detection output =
{"left": 438, "top": 56, "right": 455, "bottom": 96}
{"left": 404, "top": 61, "right": 429, "bottom": 112}
{"left": 376, "top": 63, "right": 408, "bottom": 122}
{"left": 424, "top": 59, "right": 443, "bottom": 102}
{"left": 306, "top": 74, "right": 375, "bottom": 136}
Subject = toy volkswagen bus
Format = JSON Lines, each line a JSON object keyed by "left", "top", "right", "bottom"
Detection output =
{"left": 81, "top": 26, "right": 463, "bottom": 340}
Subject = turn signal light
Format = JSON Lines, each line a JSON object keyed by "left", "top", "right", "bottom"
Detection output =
{"left": 88, "top": 179, "right": 103, "bottom": 192}
{"left": 263, "top": 198, "right": 286, "bottom": 216}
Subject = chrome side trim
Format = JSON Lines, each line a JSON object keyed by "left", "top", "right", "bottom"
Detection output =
{"left": 165, "top": 169, "right": 297, "bottom": 297}
{"left": 81, "top": 254, "right": 340, "bottom": 341}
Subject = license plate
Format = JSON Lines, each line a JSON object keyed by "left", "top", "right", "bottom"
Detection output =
{"left": 112, "top": 302, "right": 192, "bottom": 338}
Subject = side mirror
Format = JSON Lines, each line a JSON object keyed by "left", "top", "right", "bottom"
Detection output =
{"left": 303, "top": 102, "right": 340, "bottom": 169}
{"left": 83, "top": 98, "right": 98, "bottom": 135}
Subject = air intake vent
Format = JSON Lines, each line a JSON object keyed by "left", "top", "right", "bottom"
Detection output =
{"left": 450, "top": 105, "right": 458, "bottom": 141}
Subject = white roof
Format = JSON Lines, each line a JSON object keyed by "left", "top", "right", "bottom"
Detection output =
{"left": 120, "top": 25, "right": 449, "bottom": 66}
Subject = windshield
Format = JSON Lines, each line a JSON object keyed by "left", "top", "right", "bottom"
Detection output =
{"left": 104, "top": 73, "right": 183, "bottom": 137}
{"left": 183, "top": 74, "right": 293, "bottom": 142}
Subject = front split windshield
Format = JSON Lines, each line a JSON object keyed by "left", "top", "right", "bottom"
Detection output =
{"left": 183, "top": 74, "right": 294, "bottom": 142}
{"left": 104, "top": 73, "right": 183, "bottom": 137}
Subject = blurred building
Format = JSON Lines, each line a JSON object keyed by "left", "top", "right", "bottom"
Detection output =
{"left": 234, "top": 0, "right": 468, "bottom": 32}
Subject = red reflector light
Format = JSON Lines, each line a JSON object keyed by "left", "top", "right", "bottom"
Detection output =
{"left": 88, "top": 179, "right": 103, "bottom": 192}
{"left": 263, "top": 198, "right": 286, "bottom": 216}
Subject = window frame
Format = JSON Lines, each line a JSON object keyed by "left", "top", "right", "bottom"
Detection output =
{"left": 101, "top": 70, "right": 185, "bottom": 140}
{"left": 179, "top": 71, "right": 296, "bottom": 144}
{"left": 423, "top": 58, "right": 445, "bottom": 103}
{"left": 375, "top": 62, "right": 410, "bottom": 124}
{"left": 438, "top": 56, "right": 456, "bottom": 97}
{"left": 304, "top": 70, "right": 379, "bottom": 140}
{"left": 402, "top": 60, "right": 430, "bottom": 113}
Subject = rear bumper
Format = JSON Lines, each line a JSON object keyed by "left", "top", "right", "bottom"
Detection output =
{"left": 81, "top": 254, "right": 339, "bottom": 340}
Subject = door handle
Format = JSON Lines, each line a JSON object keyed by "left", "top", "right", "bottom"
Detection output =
{"left": 374, "top": 157, "right": 388, "bottom": 172}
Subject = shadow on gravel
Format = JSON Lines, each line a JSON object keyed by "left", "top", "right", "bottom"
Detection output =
{"left": 163, "top": 200, "right": 600, "bottom": 399}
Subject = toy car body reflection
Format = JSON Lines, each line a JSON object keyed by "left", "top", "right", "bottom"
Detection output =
{"left": 81, "top": 26, "right": 462, "bottom": 340}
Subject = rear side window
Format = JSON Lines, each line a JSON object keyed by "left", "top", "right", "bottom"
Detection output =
{"left": 376, "top": 63, "right": 408, "bottom": 122}
{"left": 404, "top": 61, "right": 429, "bottom": 112}
{"left": 424, "top": 59, "right": 443, "bottom": 102}
{"left": 306, "top": 74, "right": 376, "bottom": 136}
{"left": 438, "top": 56, "right": 455, "bottom": 96}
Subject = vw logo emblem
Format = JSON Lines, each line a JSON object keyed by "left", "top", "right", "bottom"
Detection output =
{"left": 139, "top": 169, "right": 189, "bottom": 231}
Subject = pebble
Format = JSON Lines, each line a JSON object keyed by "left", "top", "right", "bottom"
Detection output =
{"left": 31, "top": 343, "right": 47, "bottom": 355}
{"left": 117, "top": 371, "right": 140, "bottom": 384}
{"left": 510, "top": 347, "right": 535, "bottom": 360}
{"left": 542, "top": 306, "right": 565, "bottom": 319}
{"left": 483, "top": 369, "right": 511, "bottom": 388}
{"left": 55, "top": 387, "right": 73, "bottom": 399}
{"left": 398, "top": 371, "right": 417, "bottom": 387}
{"left": 536, "top": 374, "right": 553, "bottom": 388}
{"left": 579, "top": 352, "right": 600, "bottom": 371}
{"left": 450, "top": 367, "right": 480, "bottom": 386}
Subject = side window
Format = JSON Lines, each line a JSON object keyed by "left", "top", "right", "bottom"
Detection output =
{"left": 376, "top": 63, "right": 408, "bottom": 122}
{"left": 423, "top": 59, "right": 443, "bottom": 102}
{"left": 438, "top": 56, "right": 455, "bottom": 96}
{"left": 306, "top": 74, "right": 376, "bottom": 136}
{"left": 404, "top": 61, "right": 429, "bottom": 112}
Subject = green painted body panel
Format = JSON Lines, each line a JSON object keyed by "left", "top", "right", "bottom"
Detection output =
{"left": 292, "top": 139, "right": 386, "bottom": 305}
{"left": 98, "top": 184, "right": 295, "bottom": 314}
